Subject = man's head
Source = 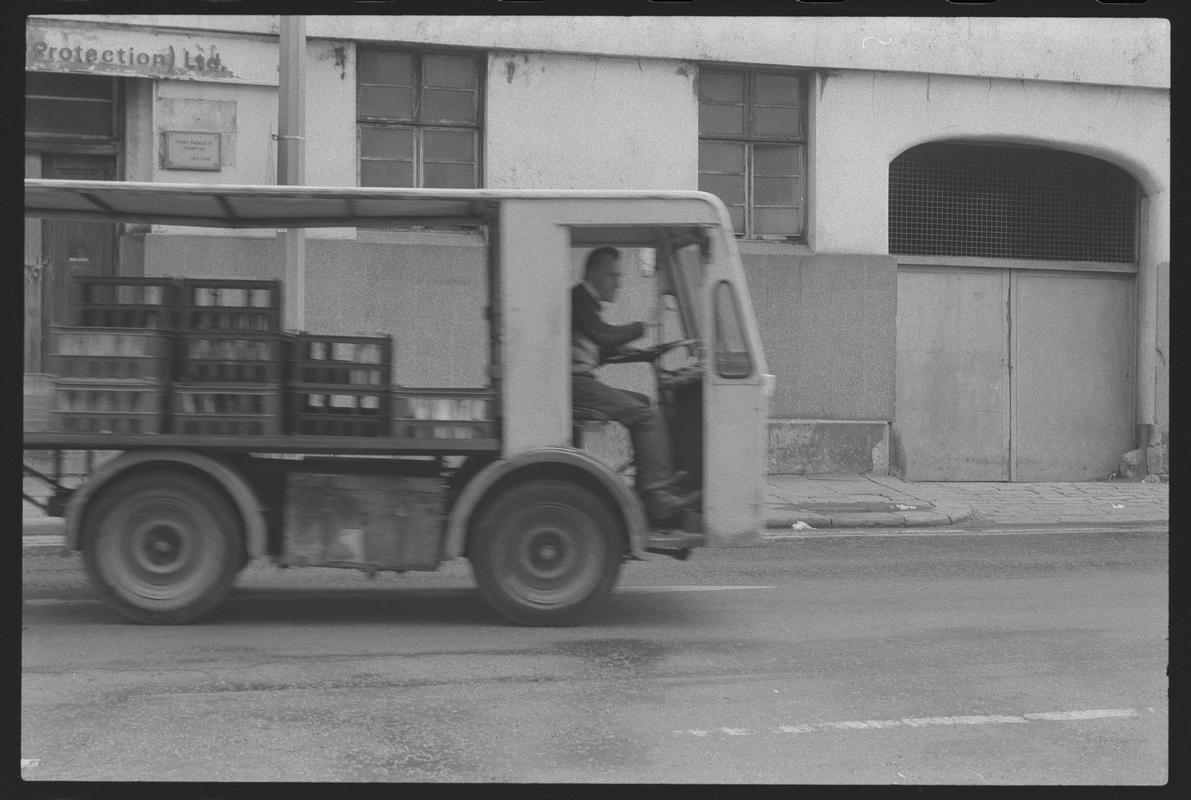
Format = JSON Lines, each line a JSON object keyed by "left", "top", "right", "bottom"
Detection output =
{"left": 583, "top": 247, "right": 623, "bottom": 303}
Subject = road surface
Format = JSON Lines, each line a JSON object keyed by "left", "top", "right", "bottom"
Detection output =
{"left": 21, "top": 527, "right": 1168, "bottom": 784}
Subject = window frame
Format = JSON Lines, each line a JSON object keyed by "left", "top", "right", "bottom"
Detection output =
{"left": 697, "top": 67, "right": 808, "bottom": 241}
{"left": 25, "top": 73, "right": 122, "bottom": 143}
{"left": 356, "top": 46, "right": 484, "bottom": 190}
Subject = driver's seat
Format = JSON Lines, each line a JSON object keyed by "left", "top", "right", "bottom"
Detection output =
{"left": 572, "top": 406, "right": 613, "bottom": 447}
{"left": 572, "top": 407, "right": 634, "bottom": 475}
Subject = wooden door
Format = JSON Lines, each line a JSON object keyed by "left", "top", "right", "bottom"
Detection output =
{"left": 39, "top": 154, "right": 118, "bottom": 360}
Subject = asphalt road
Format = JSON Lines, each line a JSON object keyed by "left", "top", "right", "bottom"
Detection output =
{"left": 21, "top": 527, "right": 1168, "bottom": 785}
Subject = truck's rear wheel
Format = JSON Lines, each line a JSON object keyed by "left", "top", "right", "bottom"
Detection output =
{"left": 81, "top": 471, "right": 242, "bottom": 624}
{"left": 469, "top": 479, "right": 622, "bottom": 626}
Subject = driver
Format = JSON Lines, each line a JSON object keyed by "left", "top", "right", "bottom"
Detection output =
{"left": 572, "top": 247, "right": 700, "bottom": 524}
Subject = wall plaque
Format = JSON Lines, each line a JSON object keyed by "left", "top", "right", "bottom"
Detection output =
{"left": 162, "top": 131, "right": 222, "bottom": 171}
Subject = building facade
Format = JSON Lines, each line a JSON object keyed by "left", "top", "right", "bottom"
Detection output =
{"left": 24, "top": 14, "right": 1170, "bottom": 480}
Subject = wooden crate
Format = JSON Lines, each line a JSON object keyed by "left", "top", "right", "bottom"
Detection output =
{"left": 73, "top": 277, "right": 179, "bottom": 329}
{"left": 49, "top": 326, "right": 174, "bottom": 381}
{"left": 171, "top": 383, "right": 282, "bottom": 436}
{"left": 287, "top": 385, "right": 390, "bottom": 437}
{"left": 391, "top": 388, "right": 498, "bottom": 441}
{"left": 179, "top": 279, "right": 281, "bottom": 332}
{"left": 52, "top": 378, "right": 165, "bottom": 435}
{"left": 289, "top": 333, "right": 392, "bottom": 386}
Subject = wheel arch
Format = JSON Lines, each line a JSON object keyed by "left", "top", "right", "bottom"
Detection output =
{"left": 65, "top": 449, "right": 267, "bottom": 558}
{"left": 444, "top": 447, "right": 647, "bottom": 560}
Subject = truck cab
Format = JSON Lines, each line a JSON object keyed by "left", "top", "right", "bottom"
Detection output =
{"left": 23, "top": 180, "right": 772, "bottom": 626}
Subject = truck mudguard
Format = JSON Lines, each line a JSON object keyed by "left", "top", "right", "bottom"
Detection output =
{"left": 64, "top": 449, "right": 268, "bottom": 557}
{"left": 444, "top": 447, "right": 648, "bottom": 560}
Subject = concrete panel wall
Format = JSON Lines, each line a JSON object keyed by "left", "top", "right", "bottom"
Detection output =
{"left": 742, "top": 252, "right": 896, "bottom": 421}
{"left": 485, "top": 51, "right": 697, "bottom": 190}
{"left": 143, "top": 233, "right": 490, "bottom": 388}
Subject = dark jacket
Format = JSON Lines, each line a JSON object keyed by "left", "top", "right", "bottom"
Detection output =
{"left": 571, "top": 282, "right": 644, "bottom": 376}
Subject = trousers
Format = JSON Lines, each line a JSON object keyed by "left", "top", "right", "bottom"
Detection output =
{"left": 572, "top": 373, "right": 674, "bottom": 493}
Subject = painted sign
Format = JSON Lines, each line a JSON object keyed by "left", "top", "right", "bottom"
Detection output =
{"left": 25, "top": 19, "right": 278, "bottom": 84}
{"left": 162, "top": 131, "right": 222, "bottom": 171}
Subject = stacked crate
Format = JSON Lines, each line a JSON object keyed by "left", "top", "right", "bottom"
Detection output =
{"left": 50, "top": 277, "right": 178, "bottom": 435}
{"left": 286, "top": 334, "right": 393, "bottom": 436}
{"left": 391, "top": 387, "right": 499, "bottom": 441}
{"left": 171, "top": 280, "right": 285, "bottom": 436}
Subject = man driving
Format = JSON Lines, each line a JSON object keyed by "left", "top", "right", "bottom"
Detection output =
{"left": 571, "top": 247, "right": 701, "bottom": 524}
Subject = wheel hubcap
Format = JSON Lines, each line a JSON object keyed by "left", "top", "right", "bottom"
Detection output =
{"left": 133, "top": 522, "right": 191, "bottom": 574}
{"left": 530, "top": 531, "right": 565, "bottom": 570}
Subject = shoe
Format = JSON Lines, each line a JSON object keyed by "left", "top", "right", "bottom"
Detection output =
{"left": 645, "top": 487, "right": 702, "bottom": 524}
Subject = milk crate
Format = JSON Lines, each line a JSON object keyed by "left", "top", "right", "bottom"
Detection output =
{"left": 289, "top": 333, "right": 392, "bottom": 386}
{"left": 287, "top": 385, "right": 390, "bottom": 437}
{"left": 52, "top": 378, "right": 165, "bottom": 435}
{"left": 171, "top": 384, "right": 282, "bottom": 436}
{"left": 391, "top": 388, "right": 499, "bottom": 441}
{"left": 176, "top": 332, "right": 288, "bottom": 384}
{"left": 73, "top": 277, "right": 179, "bottom": 329}
{"left": 179, "top": 279, "right": 281, "bottom": 332}
{"left": 49, "top": 326, "right": 175, "bottom": 381}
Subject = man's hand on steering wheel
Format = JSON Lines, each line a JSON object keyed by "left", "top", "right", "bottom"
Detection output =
{"left": 605, "top": 338, "right": 702, "bottom": 366}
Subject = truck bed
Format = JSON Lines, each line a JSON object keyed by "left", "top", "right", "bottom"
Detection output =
{"left": 23, "top": 431, "right": 500, "bottom": 455}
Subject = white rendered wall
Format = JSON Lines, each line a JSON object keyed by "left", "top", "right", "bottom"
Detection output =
{"left": 485, "top": 51, "right": 697, "bottom": 190}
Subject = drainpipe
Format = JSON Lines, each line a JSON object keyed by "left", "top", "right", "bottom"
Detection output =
{"left": 1135, "top": 191, "right": 1163, "bottom": 450}
{"left": 277, "top": 14, "right": 306, "bottom": 331}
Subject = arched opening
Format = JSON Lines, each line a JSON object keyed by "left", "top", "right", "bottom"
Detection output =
{"left": 890, "top": 141, "right": 1139, "bottom": 481}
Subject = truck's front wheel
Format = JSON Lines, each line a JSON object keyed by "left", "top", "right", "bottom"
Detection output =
{"left": 81, "top": 471, "right": 242, "bottom": 624}
{"left": 469, "top": 479, "right": 622, "bottom": 626}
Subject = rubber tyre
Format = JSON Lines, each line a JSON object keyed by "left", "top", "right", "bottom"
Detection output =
{"left": 469, "top": 479, "right": 623, "bottom": 626}
{"left": 81, "top": 471, "right": 242, "bottom": 624}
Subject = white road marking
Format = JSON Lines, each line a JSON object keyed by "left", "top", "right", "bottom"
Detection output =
{"left": 620, "top": 585, "right": 775, "bottom": 593}
{"left": 765, "top": 525, "right": 1167, "bottom": 540}
{"left": 674, "top": 708, "right": 1147, "bottom": 739}
{"left": 1024, "top": 709, "right": 1138, "bottom": 721}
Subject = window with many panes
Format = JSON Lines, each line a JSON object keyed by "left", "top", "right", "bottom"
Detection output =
{"left": 357, "top": 49, "right": 482, "bottom": 188}
{"left": 698, "top": 69, "right": 807, "bottom": 239}
{"left": 26, "top": 73, "right": 119, "bottom": 139}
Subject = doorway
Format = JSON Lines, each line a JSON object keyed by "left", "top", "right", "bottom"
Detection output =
{"left": 895, "top": 264, "right": 1135, "bottom": 480}
{"left": 32, "top": 154, "right": 119, "bottom": 370}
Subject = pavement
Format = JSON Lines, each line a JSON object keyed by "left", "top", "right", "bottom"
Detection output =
{"left": 23, "top": 471, "right": 1169, "bottom": 551}
{"left": 764, "top": 473, "right": 1169, "bottom": 532}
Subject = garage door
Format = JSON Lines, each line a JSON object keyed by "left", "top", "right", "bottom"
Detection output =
{"left": 896, "top": 265, "right": 1135, "bottom": 481}
{"left": 889, "top": 141, "right": 1138, "bottom": 481}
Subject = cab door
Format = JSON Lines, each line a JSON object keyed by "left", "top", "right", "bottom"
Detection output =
{"left": 700, "top": 226, "right": 771, "bottom": 545}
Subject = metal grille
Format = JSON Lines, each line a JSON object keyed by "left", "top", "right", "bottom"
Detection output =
{"left": 889, "top": 142, "right": 1137, "bottom": 262}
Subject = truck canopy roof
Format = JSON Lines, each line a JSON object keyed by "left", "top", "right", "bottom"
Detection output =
{"left": 24, "top": 179, "right": 725, "bottom": 242}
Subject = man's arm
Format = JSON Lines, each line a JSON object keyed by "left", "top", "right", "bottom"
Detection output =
{"left": 572, "top": 285, "right": 645, "bottom": 351}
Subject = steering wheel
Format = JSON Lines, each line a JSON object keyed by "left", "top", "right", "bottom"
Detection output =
{"left": 644, "top": 338, "right": 700, "bottom": 359}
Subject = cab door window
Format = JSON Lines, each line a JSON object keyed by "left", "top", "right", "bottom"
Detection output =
{"left": 713, "top": 280, "right": 753, "bottom": 378}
